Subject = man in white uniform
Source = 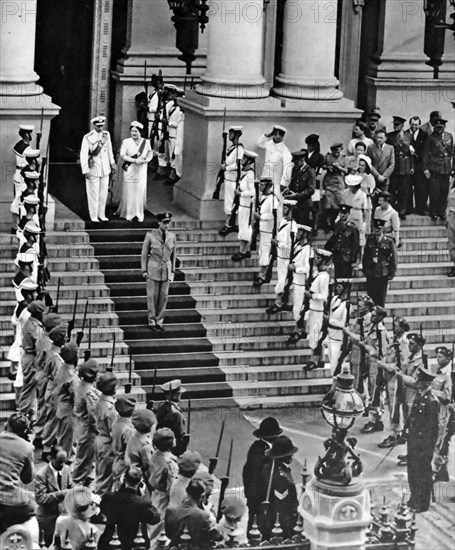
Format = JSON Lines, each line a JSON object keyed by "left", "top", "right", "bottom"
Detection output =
{"left": 80, "top": 116, "right": 116, "bottom": 223}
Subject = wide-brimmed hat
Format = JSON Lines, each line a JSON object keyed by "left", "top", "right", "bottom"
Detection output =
{"left": 266, "top": 435, "right": 298, "bottom": 458}
{"left": 253, "top": 416, "right": 283, "bottom": 439}
{"left": 64, "top": 486, "right": 100, "bottom": 520}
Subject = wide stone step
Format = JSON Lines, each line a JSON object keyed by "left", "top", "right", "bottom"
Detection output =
{"left": 0, "top": 325, "right": 125, "bottom": 347}
{"left": 126, "top": 337, "right": 214, "bottom": 355}
{"left": 0, "top": 297, "right": 115, "bottom": 317}
{"left": 216, "top": 348, "right": 312, "bottom": 366}
{"left": 400, "top": 238, "right": 449, "bottom": 251}
{"left": 0, "top": 312, "right": 121, "bottom": 332}
{"left": 116, "top": 309, "right": 202, "bottom": 325}
{"left": 0, "top": 231, "right": 90, "bottom": 246}
{"left": 228, "top": 377, "right": 331, "bottom": 398}
{"left": 223, "top": 364, "right": 331, "bottom": 382}
{"left": 0, "top": 271, "right": 107, "bottom": 287}
{"left": 0, "top": 243, "right": 95, "bottom": 260}
{"left": 92, "top": 241, "right": 245, "bottom": 257}
{"left": 1, "top": 284, "right": 111, "bottom": 302}
{"left": 131, "top": 351, "right": 220, "bottom": 370}
{"left": 112, "top": 295, "right": 197, "bottom": 311}
{"left": 140, "top": 381, "right": 232, "bottom": 400}
{"left": 135, "top": 366, "right": 227, "bottom": 385}
{"left": 120, "top": 323, "right": 206, "bottom": 339}
{"left": 0, "top": 257, "right": 100, "bottom": 272}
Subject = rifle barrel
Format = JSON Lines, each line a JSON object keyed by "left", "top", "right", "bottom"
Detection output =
{"left": 215, "top": 420, "right": 225, "bottom": 457}
{"left": 226, "top": 438, "right": 233, "bottom": 477}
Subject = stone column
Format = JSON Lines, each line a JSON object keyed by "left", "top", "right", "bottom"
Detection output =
{"left": 338, "top": 0, "right": 364, "bottom": 103}
{"left": 274, "top": 0, "right": 342, "bottom": 100}
{"left": 198, "top": 0, "right": 268, "bottom": 98}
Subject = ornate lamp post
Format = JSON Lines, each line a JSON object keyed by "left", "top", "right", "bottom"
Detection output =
{"left": 423, "top": 0, "right": 455, "bottom": 77}
{"left": 167, "top": 0, "right": 209, "bottom": 74}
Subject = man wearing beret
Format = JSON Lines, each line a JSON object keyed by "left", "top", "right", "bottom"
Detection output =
{"left": 125, "top": 408, "right": 157, "bottom": 491}
{"left": 324, "top": 203, "right": 360, "bottom": 279}
{"left": 72, "top": 359, "right": 101, "bottom": 486}
{"left": 423, "top": 117, "right": 453, "bottom": 221}
{"left": 169, "top": 450, "right": 202, "bottom": 507}
{"left": 156, "top": 379, "right": 187, "bottom": 455}
{"left": 80, "top": 116, "right": 116, "bottom": 223}
{"left": 95, "top": 372, "right": 118, "bottom": 495}
{"left": 141, "top": 212, "right": 176, "bottom": 331}
{"left": 362, "top": 218, "right": 397, "bottom": 307}
{"left": 112, "top": 394, "right": 137, "bottom": 490}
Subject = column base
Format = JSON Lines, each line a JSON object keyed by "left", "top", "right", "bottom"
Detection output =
{"left": 198, "top": 76, "right": 269, "bottom": 99}
{"left": 173, "top": 92, "right": 360, "bottom": 220}
{"left": 273, "top": 75, "right": 343, "bottom": 101}
{"left": 299, "top": 477, "right": 371, "bottom": 550}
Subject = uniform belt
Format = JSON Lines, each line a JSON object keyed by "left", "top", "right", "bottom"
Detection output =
{"left": 328, "top": 323, "right": 343, "bottom": 330}
{"left": 239, "top": 204, "right": 251, "bottom": 208}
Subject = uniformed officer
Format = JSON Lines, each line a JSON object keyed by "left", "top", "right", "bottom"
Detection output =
{"left": 387, "top": 116, "right": 415, "bottom": 220}
{"left": 111, "top": 394, "right": 137, "bottom": 490}
{"left": 362, "top": 218, "right": 397, "bottom": 307}
{"left": 321, "top": 143, "right": 349, "bottom": 231}
{"left": 242, "top": 417, "right": 283, "bottom": 531}
{"left": 11, "top": 125, "right": 34, "bottom": 231}
{"left": 405, "top": 366, "right": 439, "bottom": 513}
{"left": 258, "top": 435, "right": 299, "bottom": 540}
{"left": 95, "top": 372, "right": 118, "bottom": 496}
{"left": 218, "top": 497, "right": 248, "bottom": 545}
{"left": 282, "top": 149, "right": 315, "bottom": 225}
{"left": 72, "top": 359, "right": 101, "bottom": 486}
{"left": 18, "top": 195, "right": 40, "bottom": 234}
{"left": 232, "top": 150, "right": 257, "bottom": 262}
{"left": 165, "top": 86, "right": 185, "bottom": 185}
{"left": 253, "top": 177, "right": 276, "bottom": 286}
{"left": 141, "top": 212, "right": 176, "bottom": 330}
{"left": 156, "top": 379, "right": 187, "bottom": 455}
{"left": 373, "top": 191, "right": 400, "bottom": 246}
{"left": 422, "top": 117, "right": 454, "bottom": 221}
{"left": 219, "top": 126, "right": 245, "bottom": 236}
{"left": 265, "top": 200, "right": 298, "bottom": 313}
{"left": 324, "top": 204, "right": 360, "bottom": 278}
{"left": 80, "top": 115, "right": 116, "bottom": 223}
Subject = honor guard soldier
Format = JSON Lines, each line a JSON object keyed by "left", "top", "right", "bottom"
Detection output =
{"left": 165, "top": 86, "right": 185, "bottom": 185}
{"left": 281, "top": 149, "right": 316, "bottom": 225}
{"left": 387, "top": 116, "right": 415, "bottom": 219}
{"left": 11, "top": 125, "right": 34, "bottom": 232}
{"left": 258, "top": 435, "right": 299, "bottom": 540}
{"left": 422, "top": 117, "right": 454, "bottom": 221}
{"left": 321, "top": 143, "right": 349, "bottom": 231}
{"left": 232, "top": 150, "right": 257, "bottom": 262}
{"left": 362, "top": 218, "right": 397, "bottom": 307}
{"left": 80, "top": 115, "right": 116, "bottom": 223}
{"left": 322, "top": 279, "right": 350, "bottom": 375}
{"left": 141, "top": 211, "right": 176, "bottom": 330}
{"left": 253, "top": 177, "right": 276, "bottom": 286}
{"left": 405, "top": 366, "right": 439, "bottom": 513}
{"left": 265, "top": 200, "right": 298, "bottom": 313}
{"left": 324, "top": 204, "right": 360, "bottom": 279}
{"left": 111, "top": 395, "right": 137, "bottom": 490}
{"left": 242, "top": 417, "right": 283, "bottom": 531}
{"left": 156, "top": 379, "right": 187, "bottom": 455}
{"left": 219, "top": 126, "right": 245, "bottom": 236}
{"left": 373, "top": 191, "right": 400, "bottom": 246}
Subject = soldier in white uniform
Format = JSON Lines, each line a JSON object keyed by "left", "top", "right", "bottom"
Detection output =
{"left": 219, "top": 126, "right": 245, "bottom": 236}
{"left": 287, "top": 224, "right": 313, "bottom": 326}
{"left": 232, "top": 151, "right": 257, "bottom": 262}
{"left": 80, "top": 116, "right": 116, "bottom": 223}
{"left": 165, "top": 86, "right": 185, "bottom": 185}
{"left": 11, "top": 125, "right": 34, "bottom": 231}
{"left": 323, "top": 280, "right": 350, "bottom": 375}
{"left": 253, "top": 178, "right": 276, "bottom": 285}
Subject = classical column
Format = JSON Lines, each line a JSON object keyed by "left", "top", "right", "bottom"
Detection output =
{"left": 338, "top": 0, "right": 364, "bottom": 103}
{"left": 198, "top": 0, "right": 268, "bottom": 98}
{"left": 274, "top": 0, "right": 342, "bottom": 100}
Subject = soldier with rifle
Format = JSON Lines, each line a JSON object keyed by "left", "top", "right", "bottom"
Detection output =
{"left": 10, "top": 124, "right": 35, "bottom": 232}
{"left": 265, "top": 199, "right": 298, "bottom": 313}
{"left": 212, "top": 107, "right": 227, "bottom": 200}
{"left": 252, "top": 177, "right": 276, "bottom": 287}
{"left": 164, "top": 85, "right": 185, "bottom": 185}
{"left": 232, "top": 151, "right": 257, "bottom": 262}
{"left": 148, "top": 71, "right": 164, "bottom": 174}
{"left": 218, "top": 126, "right": 245, "bottom": 236}
{"left": 156, "top": 379, "right": 188, "bottom": 456}
{"left": 324, "top": 204, "right": 360, "bottom": 279}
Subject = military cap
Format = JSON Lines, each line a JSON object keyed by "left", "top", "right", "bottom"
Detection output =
{"left": 378, "top": 190, "right": 392, "bottom": 200}
{"left": 164, "top": 84, "right": 177, "bottom": 91}
{"left": 7, "top": 412, "right": 30, "bottom": 435}
{"left": 395, "top": 317, "right": 410, "bottom": 332}
{"left": 330, "top": 142, "right": 343, "bottom": 150}
{"left": 61, "top": 341, "right": 79, "bottom": 364}
{"left": 19, "top": 124, "right": 35, "bottom": 132}
{"left": 358, "top": 154, "right": 372, "bottom": 170}
{"left": 124, "top": 467, "right": 143, "bottom": 485}
{"left": 372, "top": 218, "right": 386, "bottom": 227}
{"left": 266, "top": 435, "right": 298, "bottom": 458}
{"left": 367, "top": 107, "right": 382, "bottom": 120}
{"left": 373, "top": 305, "right": 387, "bottom": 319}
{"left": 18, "top": 278, "right": 38, "bottom": 291}
{"left": 27, "top": 300, "right": 46, "bottom": 315}
{"left": 315, "top": 249, "right": 332, "bottom": 259}
{"left": 345, "top": 174, "right": 363, "bottom": 186}
{"left": 339, "top": 204, "right": 352, "bottom": 213}
{"left": 91, "top": 115, "right": 106, "bottom": 125}
{"left": 393, "top": 116, "right": 406, "bottom": 125}
{"left": 157, "top": 211, "right": 172, "bottom": 222}
{"left": 192, "top": 470, "right": 214, "bottom": 487}
{"left": 435, "top": 346, "right": 452, "bottom": 358}
{"left": 115, "top": 394, "right": 137, "bottom": 414}
{"left": 253, "top": 416, "right": 282, "bottom": 439}
{"left": 153, "top": 427, "right": 175, "bottom": 445}
{"left": 283, "top": 199, "right": 297, "bottom": 206}
{"left": 228, "top": 125, "right": 243, "bottom": 133}
{"left": 16, "top": 252, "right": 35, "bottom": 265}
{"left": 407, "top": 332, "right": 425, "bottom": 347}
{"left": 174, "top": 86, "right": 185, "bottom": 96}
{"left": 43, "top": 313, "right": 62, "bottom": 331}
{"left": 242, "top": 150, "right": 257, "bottom": 160}
{"left": 132, "top": 409, "right": 156, "bottom": 433}
{"left": 220, "top": 497, "right": 247, "bottom": 520}
{"left": 49, "top": 324, "right": 67, "bottom": 344}
{"left": 291, "top": 150, "right": 307, "bottom": 158}
{"left": 178, "top": 450, "right": 202, "bottom": 471}
{"left": 358, "top": 294, "right": 375, "bottom": 308}
{"left": 259, "top": 177, "right": 273, "bottom": 186}
{"left": 273, "top": 124, "right": 287, "bottom": 134}
{"left": 296, "top": 224, "right": 312, "bottom": 233}
{"left": 79, "top": 358, "right": 99, "bottom": 379}
{"left": 23, "top": 171, "right": 40, "bottom": 181}
{"left": 97, "top": 372, "right": 117, "bottom": 393}
{"left": 416, "top": 365, "right": 436, "bottom": 382}
{"left": 130, "top": 120, "right": 144, "bottom": 130}
{"left": 335, "top": 279, "right": 350, "bottom": 289}
{"left": 23, "top": 195, "right": 40, "bottom": 206}
{"left": 435, "top": 118, "right": 448, "bottom": 126}
{"left": 23, "top": 221, "right": 41, "bottom": 234}
{"left": 160, "top": 378, "right": 186, "bottom": 393}
{"left": 305, "top": 133, "right": 320, "bottom": 144}
{"left": 23, "top": 147, "right": 41, "bottom": 158}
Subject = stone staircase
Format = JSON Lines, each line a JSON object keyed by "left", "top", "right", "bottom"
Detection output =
{"left": 1, "top": 214, "right": 454, "bottom": 417}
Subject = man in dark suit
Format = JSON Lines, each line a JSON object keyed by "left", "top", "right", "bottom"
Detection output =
{"left": 367, "top": 130, "right": 395, "bottom": 194}
{"left": 282, "top": 149, "right": 315, "bottom": 225}
{"left": 324, "top": 204, "right": 360, "bottom": 279}
{"left": 406, "top": 116, "right": 428, "bottom": 215}
{"left": 35, "top": 446, "right": 73, "bottom": 546}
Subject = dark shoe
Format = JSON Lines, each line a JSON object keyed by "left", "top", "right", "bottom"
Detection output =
{"left": 395, "top": 433, "right": 407, "bottom": 445}
{"left": 397, "top": 454, "right": 407, "bottom": 461}
{"left": 399, "top": 213, "right": 406, "bottom": 221}
{"left": 434, "top": 465, "right": 449, "bottom": 482}
{"left": 266, "top": 304, "right": 282, "bottom": 315}
{"left": 447, "top": 268, "right": 455, "bottom": 278}
{"left": 287, "top": 332, "right": 302, "bottom": 345}
{"left": 303, "top": 360, "right": 318, "bottom": 372}
{"left": 282, "top": 304, "right": 293, "bottom": 312}
{"left": 219, "top": 225, "right": 233, "bottom": 236}
{"left": 232, "top": 251, "right": 250, "bottom": 262}
{"left": 253, "top": 277, "right": 265, "bottom": 288}
{"left": 397, "top": 455, "right": 407, "bottom": 466}
{"left": 155, "top": 325, "right": 165, "bottom": 332}
{"left": 90, "top": 512, "right": 107, "bottom": 525}
{"left": 378, "top": 435, "right": 396, "bottom": 448}
{"left": 148, "top": 322, "right": 156, "bottom": 331}
{"left": 11, "top": 227, "right": 17, "bottom": 235}
{"left": 361, "top": 420, "right": 384, "bottom": 433}
{"left": 439, "top": 214, "right": 446, "bottom": 222}
{"left": 430, "top": 215, "right": 437, "bottom": 221}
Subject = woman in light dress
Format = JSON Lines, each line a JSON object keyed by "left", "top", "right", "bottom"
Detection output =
{"left": 116, "top": 121, "right": 153, "bottom": 222}
{"left": 355, "top": 154, "right": 376, "bottom": 236}
{"left": 342, "top": 174, "right": 368, "bottom": 255}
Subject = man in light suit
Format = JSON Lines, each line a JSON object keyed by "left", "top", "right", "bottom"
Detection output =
{"left": 35, "top": 446, "right": 73, "bottom": 546}
{"left": 367, "top": 130, "right": 395, "bottom": 194}
{"left": 141, "top": 212, "right": 176, "bottom": 330}
{"left": 80, "top": 115, "right": 116, "bottom": 223}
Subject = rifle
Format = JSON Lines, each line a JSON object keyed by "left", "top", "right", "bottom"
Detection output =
{"left": 36, "top": 107, "right": 44, "bottom": 149}
{"left": 143, "top": 61, "right": 148, "bottom": 102}
{"left": 250, "top": 179, "right": 260, "bottom": 251}
{"left": 51, "top": 278, "right": 61, "bottom": 314}
{"left": 391, "top": 312, "right": 405, "bottom": 426}
{"left": 107, "top": 333, "right": 115, "bottom": 372}
{"left": 159, "top": 86, "right": 170, "bottom": 158}
{"left": 76, "top": 299, "right": 89, "bottom": 346}
{"left": 334, "top": 282, "right": 353, "bottom": 377}
{"left": 125, "top": 353, "right": 133, "bottom": 394}
{"left": 150, "top": 70, "right": 164, "bottom": 149}
{"left": 212, "top": 107, "right": 227, "bottom": 200}
{"left": 208, "top": 419, "right": 225, "bottom": 474}
{"left": 357, "top": 314, "right": 367, "bottom": 394}
{"left": 371, "top": 324, "right": 386, "bottom": 407}
{"left": 295, "top": 255, "right": 315, "bottom": 335}
{"left": 420, "top": 322, "right": 428, "bottom": 369}
{"left": 228, "top": 159, "right": 242, "bottom": 228}
{"left": 67, "top": 291, "right": 79, "bottom": 340}
{"left": 37, "top": 156, "right": 52, "bottom": 306}
{"left": 313, "top": 282, "right": 334, "bottom": 358}
{"left": 263, "top": 198, "right": 278, "bottom": 284}
{"left": 84, "top": 318, "right": 92, "bottom": 361}
{"left": 216, "top": 438, "right": 233, "bottom": 521}
{"left": 281, "top": 229, "right": 296, "bottom": 305}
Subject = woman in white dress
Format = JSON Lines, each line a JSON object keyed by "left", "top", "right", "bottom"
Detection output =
{"left": 355, "top": 154, "right": 376, "bottom": 236}
{"left": 342, "top": 174, "right": 368, "bottom": 251}
{"left": 116, "top": 121, "right": 153, "bottom": 222}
